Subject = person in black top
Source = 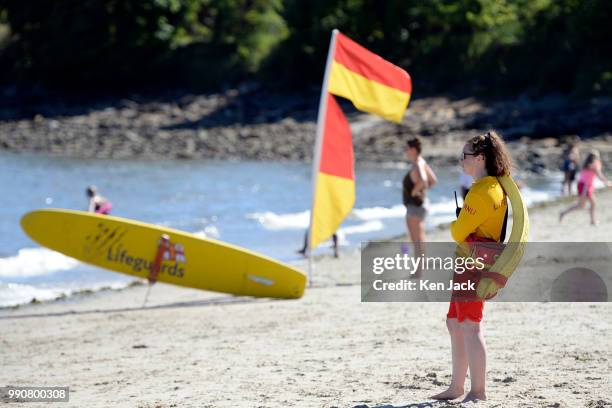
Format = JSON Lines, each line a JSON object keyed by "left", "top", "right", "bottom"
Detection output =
{"left": 402, "top": 137, "right": 437, "bottom": 276}
{"left": 561, "top": 143, "right": 580, "bottom": 196}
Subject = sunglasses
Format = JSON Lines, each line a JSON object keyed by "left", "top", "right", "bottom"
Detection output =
{"left": 461, "top": 152, "right": 478, "bottom": 160}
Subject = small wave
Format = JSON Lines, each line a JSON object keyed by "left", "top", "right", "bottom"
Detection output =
{"left": 0, "top": 280, "right": 132, "bottom": 308}
{"left": 427, "top": 198, "right": 456, "bottom": 216}
{"left": 316, "top": 221, "right": 385, "bottom": 246}
{"left": 352, "top": 198, "right": 456, "bottom": 221}
{"left": 339, "top": 220, "right": 385, "bottom": 236}
{"left": 246, "top": 184, "right": 559, "bottom": 237}
{"left": 0, "top": 282, "right": 64, "bottom": 306}
{"left": 351, "top": 205, "right": 405, "bottom": 220}
{"left": 0, "top": 248, "right": 79, "bottom": 278}
{"left": 192, "top": 225, "right": 220, "bottom": 239}
{"left": 157, "top": 217, "right": 217, "bottom": 228}
{"left": 247, "top": 210, "right": 310, "bottom": 230}
{"left": 520, "top": 187, "right": 557, "bottom": 207}
{"left": 249, "top": 201, "right": 455, "bottom": 231}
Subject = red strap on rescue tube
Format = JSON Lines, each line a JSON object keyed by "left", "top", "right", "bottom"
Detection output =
{"left": 148, "top": 234, "right": 170, "bottom": 284}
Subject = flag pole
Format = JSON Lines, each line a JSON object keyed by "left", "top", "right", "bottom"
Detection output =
{"left": 308, "top": 29, "right": 339, "bottom": 287}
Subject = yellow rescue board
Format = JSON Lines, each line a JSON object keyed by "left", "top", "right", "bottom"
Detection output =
{"left": 21, "top": 209, "right": 306, "bottom": 299}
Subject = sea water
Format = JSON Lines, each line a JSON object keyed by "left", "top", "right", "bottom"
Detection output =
{"left": 0, "top": 151, "right": 562, "bottom": 307}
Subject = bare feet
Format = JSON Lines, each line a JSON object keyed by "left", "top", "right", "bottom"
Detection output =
{"left": 431, "top": 387, "right": 464, "bottom": 400}
{"left": 462, "top": 390, "right": 487, "bottom": 403}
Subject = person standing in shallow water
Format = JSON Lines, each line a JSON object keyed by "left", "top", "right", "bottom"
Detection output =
{"left": 297, "top": 231, "right": 339, "bottom": 258}
{"left": 86, "top": 186, "right": 113, "bottom": 215}
{"left": 432, "top": 130, "right": 512, "bottom": 403}
{"left": 402, "top": 137, "right": 437, "bottom": 277}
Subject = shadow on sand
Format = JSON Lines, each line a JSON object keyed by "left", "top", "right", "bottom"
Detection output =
{"left": 350, "top": 401, "right": 458, "bottom": 408}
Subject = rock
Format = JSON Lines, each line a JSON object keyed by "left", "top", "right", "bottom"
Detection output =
{"left": 0, "top": 89, "right": 611, "bottom": 172}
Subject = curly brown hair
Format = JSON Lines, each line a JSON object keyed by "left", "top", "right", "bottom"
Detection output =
{"left": 467, "top": 130, "right": 513, "bottom": 177}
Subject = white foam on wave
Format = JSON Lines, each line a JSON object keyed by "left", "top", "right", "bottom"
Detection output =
{"left": 338, "top": 220, "right": 385, "bottom": 235}
{"left": 247, "top": 183, "right": 560, "bottom": 236}
{"left": 352, "top": 198, "right": 456, "bottom": 222}
{"left": 247, "top": 210, "right": 310, "bottom": 230}
{"left": 0, "top": 248, "right": 79, "bottom": 278}
{"left": 519, "top": 187, "right": 557, "bottom": 207}
{"left": 249, "top": 200, "right": 457, "bottom": 231}
{"left": 316, "top": 220, "right": 385, "bottom": 246}
{"left": 158, "top": 217, "right": 215, "bottom": 228}
{"left": 427, "top": 198, "right": 456, "bottom": 216}
{"left": 0, "top": 280, "right": 133, "bottom": 308}
{"left": 351, "top": 205, "right": 405, "bottom": 220}
{"left": 0, "top": 282, "right": 63, "bottom": 306}
{"left": 193, "top": 225, "right": 220, "bottom": 239}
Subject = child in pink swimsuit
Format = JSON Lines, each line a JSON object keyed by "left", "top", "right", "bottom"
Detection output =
{"left": 86, "top": 186, "right": 113, "bottom": 215}
{"left": 577, "top": 167, "right": 596, "bottom": 198}
{"left": 560, "top": 150, "right": 611, "bottom": 225}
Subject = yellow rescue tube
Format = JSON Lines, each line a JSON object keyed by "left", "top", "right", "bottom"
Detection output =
{"left": 476, "top": 175, "right": 529, "bottom": 299}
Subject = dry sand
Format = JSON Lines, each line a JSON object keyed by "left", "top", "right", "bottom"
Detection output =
{"left": 1, "top": 190, "right": 611, "bottom": 407}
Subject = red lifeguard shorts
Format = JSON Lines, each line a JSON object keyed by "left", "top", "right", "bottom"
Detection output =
{"left": 447, "top": 300, "right": 484, "bottom": 323}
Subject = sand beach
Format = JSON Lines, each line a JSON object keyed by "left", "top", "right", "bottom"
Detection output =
{"left": 1, "top": 190, "right": 610, "bottom": 407}
{"left": 2, "top": 3, "right": 612, "bottom": 406}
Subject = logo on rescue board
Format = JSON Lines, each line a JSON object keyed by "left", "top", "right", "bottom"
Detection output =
{"left": 106, "top": 236, "right": 187, "bottom": 278}
{"left": 84, "top": 223, "right": 128, "bottom": 258}
{"left": 107, "top": 242, "right": 187, "bottom": 278}
{"left": 84, "top": 222, "right": 188, "bottom": 278}
{"left": 159, "top": 239, "right": 187, "bottom": 263}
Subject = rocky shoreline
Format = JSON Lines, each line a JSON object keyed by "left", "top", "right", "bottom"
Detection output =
{"left": 1, "top": 86, "right": 611, "bottom": 173}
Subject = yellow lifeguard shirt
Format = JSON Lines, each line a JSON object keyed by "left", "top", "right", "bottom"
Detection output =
{"left": 451, "top": 176, "right": 507, "bottom": 243}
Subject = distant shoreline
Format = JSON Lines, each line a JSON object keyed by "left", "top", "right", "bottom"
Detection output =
{"left": 1, "top": 90, "right": 611, "bottom": 173}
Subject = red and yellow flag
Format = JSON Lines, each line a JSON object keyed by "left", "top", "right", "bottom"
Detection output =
{"left": 329, "top": 32, "right": 412, "bottom": 123}
{"left": 311, "top": 94, "right": 354, "bottom": 248}
{"left": 310, "top": 30, "right": 411, "bottom": 251}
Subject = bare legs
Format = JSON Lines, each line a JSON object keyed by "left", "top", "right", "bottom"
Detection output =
{"left": 432, "top": 318, "right": 487, "bottom": 401}
{"left": 406, "top": 216, "right": 426, "bottom": 278}
{"left": 462, "top": 320, "right": 487, "bottom": 401}
{"left": 560, "top": 195, "right": 597, "bottom": 225}
{"left": 588, "top": 196, "right": 597, "bottom": 225}
{"left": 561, "top": 176, "right": 574, "bottom": 196}
{"left": 332, "top": 233, "right": 339, "bottom": 258}
{"left": 431, "top": 319, "right": 467, "bottom": 400}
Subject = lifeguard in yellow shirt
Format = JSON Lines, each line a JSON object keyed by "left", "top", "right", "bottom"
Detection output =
{"left": 433, "top": 130, "right": 513, "bottom": 403}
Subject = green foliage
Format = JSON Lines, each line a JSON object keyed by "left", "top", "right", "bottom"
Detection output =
{"left": 263, "top": 0, "right": 611, "bottom": 96}
{"left": 0, "top": 0, "right": 286, "bottom": 89}
{"left": 0, "top": 0, "right": 609, "bottom": 95}
{"left": 1, "top": 0, "right": 193, "bottom": 85}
